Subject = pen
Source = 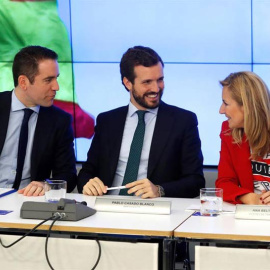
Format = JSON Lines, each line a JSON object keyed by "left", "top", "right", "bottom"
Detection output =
{"left": 0, "top": 189, "right": 17, "bottom": 198}
{"left": 107, "top": 186, "right": 127, "bottom": 191}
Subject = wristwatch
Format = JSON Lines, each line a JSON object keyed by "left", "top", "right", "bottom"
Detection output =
{"left": 156, "top": 185, "right": 165, "bottom": 197}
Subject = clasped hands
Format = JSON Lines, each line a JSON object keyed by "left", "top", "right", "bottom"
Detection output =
{"left": 83, "top": 177, "right": 160, "bottom": 198}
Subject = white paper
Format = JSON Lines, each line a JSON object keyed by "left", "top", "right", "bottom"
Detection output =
{"left": 186, "top": 203, "right": 236, "bottom": 213}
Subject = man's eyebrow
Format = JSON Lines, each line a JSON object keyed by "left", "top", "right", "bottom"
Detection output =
{"left": 43, "top": 74, "right": 60, "bottom": 81}
{"left": 142, "top": 79, "right": 152, "bottom": 83}
{"left": 142, "top": 76, "right": 164, "bottom": 82}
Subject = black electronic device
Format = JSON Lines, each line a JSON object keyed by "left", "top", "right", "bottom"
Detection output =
{"left": 20, "top": 198, "right": 96, "bottom": 221}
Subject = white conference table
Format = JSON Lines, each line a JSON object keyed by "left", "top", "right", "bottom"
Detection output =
{"left": 0, "top": 192, "right": 196, "bottom": 270}
{"left": 174, "top": 200, "right": 270, "bottom": 242}
{"left": 0, "top": 192, "right": 194, "bottom": 237}
{"left": 174, "top": 200, "right": 270, "bottom": 270}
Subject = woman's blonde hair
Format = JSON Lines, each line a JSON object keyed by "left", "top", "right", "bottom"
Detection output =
{"left": 220, "top": 71, "right": 270, "bottom": 160}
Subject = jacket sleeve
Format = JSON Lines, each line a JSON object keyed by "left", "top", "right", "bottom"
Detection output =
{"left": 216, "top": 121, "right": 252, "bottom": 204}
{"left": 51, "top": 112, "right": 77, "bottom": 193}
{"left": 77, "top": 115, "right": 101, "bottom": 193}
{"left": 160, "top": 112, "right": 205, "bottom": 198}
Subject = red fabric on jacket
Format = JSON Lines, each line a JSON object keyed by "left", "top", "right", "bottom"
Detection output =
{"left": 216, "top": 121, "right": 254, "bottom": 204}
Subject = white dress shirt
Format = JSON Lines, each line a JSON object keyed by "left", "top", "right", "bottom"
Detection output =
{"left": 0, "top": 90, "right": 39, "bottom": 189}
{"left": 110, "top": 102, "right": 158, "bottom": 195}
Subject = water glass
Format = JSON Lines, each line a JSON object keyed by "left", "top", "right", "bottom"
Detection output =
{"left": 44, "top": 179, "right": 67, "bottom": 203}
{"left": 200, "top": 188, "right": 223, "bottom": 216}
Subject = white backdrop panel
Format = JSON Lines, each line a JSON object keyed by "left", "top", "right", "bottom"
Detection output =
{"left": 70, "top": 0, "right": 251, "bottom": 63}
{"left": 253, "top": 0, "right": 270, "bottom": 63}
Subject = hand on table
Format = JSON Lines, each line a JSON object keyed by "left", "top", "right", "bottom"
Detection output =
{"left": 260, "top": 190, "right": 270, "bottom": 205}
{"left": 18, "top": 181, "right": 45, "bottom": 196}
{"left": 83, "top": 177, "right": 107, "bottom": 196}
{"left": 126, "top": 178, "right": 159, "bottom": 199}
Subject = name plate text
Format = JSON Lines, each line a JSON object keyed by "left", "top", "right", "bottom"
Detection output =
{"left": 235, "top": 204, "right": 270, "bottom": 220}
{"left": 95, "top": 197, "right": 171, "bottom": 215}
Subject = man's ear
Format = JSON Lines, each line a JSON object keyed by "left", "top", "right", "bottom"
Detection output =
{"left": 123, "top": 77, "right": 132, "bottom": 91}
{"left": 18, "top": 75, "right": 29, "bottom": 90}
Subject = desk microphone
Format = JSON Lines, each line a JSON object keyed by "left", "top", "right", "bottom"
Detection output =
{"left": 21, "top": 198, "right": 96, "bottom": 221}
{"left": 73, "top": 200, "right": 87, "bottom": 206}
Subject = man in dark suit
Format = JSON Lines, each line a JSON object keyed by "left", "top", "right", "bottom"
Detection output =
{"left": 0, "top": 46, "right": 77, "bottom": 195}
{"left": 78, "top": 46, "right": 204, "bottom": 198}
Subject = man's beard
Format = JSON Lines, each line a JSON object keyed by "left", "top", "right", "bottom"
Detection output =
{"left": 132, "top": 87, "right": 163, "bottom": 109}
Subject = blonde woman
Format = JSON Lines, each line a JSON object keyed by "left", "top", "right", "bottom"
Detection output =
{"left": 216, "top": 71, "right": 270, "bottom": 205}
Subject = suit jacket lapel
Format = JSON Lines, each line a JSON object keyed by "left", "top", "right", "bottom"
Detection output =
{"left": 108, "top": 106, "right": 128, "bottom": 178}
{"left": 0, "top": 92, "right": 12, "bottom": 155}
{"left": 148, "top": 102, "right": 174, "bottom": 177}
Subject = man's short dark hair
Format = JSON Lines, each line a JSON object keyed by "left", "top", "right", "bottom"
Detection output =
{"left": 12, "top": 45, "right": 58, "bottom": 87}
{"left": 120, "top": 46, "right": 164, "bottom": 91}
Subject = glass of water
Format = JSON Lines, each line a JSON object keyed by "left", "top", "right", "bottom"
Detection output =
{"left": 44, "top": 179, "right": 67, "bottom": 203}
{"left": 200, "top": 188, "right": 223, "bottom": 216}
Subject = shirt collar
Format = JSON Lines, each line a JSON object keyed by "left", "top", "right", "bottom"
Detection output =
{"left": 11, "top": 90, "right": 40, "bottom": 114}
{"left": 128, "top": 102, "right": 159, "bottom": 117}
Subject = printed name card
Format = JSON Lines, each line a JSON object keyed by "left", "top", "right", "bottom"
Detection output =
{"left": 235, "top": 204, "right": 270, "bottom": 220}
{"left": 95, "top": 197, "right": 171, "bottom": 215}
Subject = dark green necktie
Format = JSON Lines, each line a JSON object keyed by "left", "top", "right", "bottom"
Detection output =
{"left": 120, "top": 110, "right": 146, "bottom": 195}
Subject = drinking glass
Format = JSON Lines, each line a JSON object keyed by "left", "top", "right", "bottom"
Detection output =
{"left": 200, "top": 188, "right": 223, "bottom": 216}
{"left": 44, "top": 179, "right": 67, "bottom": 203}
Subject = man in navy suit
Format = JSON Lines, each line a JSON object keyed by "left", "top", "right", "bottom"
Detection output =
{"left": 78, "top": 46, "right": 204, "bottom": 198}
{"left": 0, "top": 46, "right": 77, "bottom": 196}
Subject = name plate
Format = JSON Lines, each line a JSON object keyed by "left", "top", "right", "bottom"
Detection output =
{"left": 95, "top": 197, "right": 171, "bottom": 215}
{"left": 235, "top": 204, "right": 270, "bottom": 220}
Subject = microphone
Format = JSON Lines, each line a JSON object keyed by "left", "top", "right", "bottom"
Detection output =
{"left": 73, "top": 200, "right": 87, "bottom": 206}
{"left": 21, "top": 198, "right": 96, "bottom": 221}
